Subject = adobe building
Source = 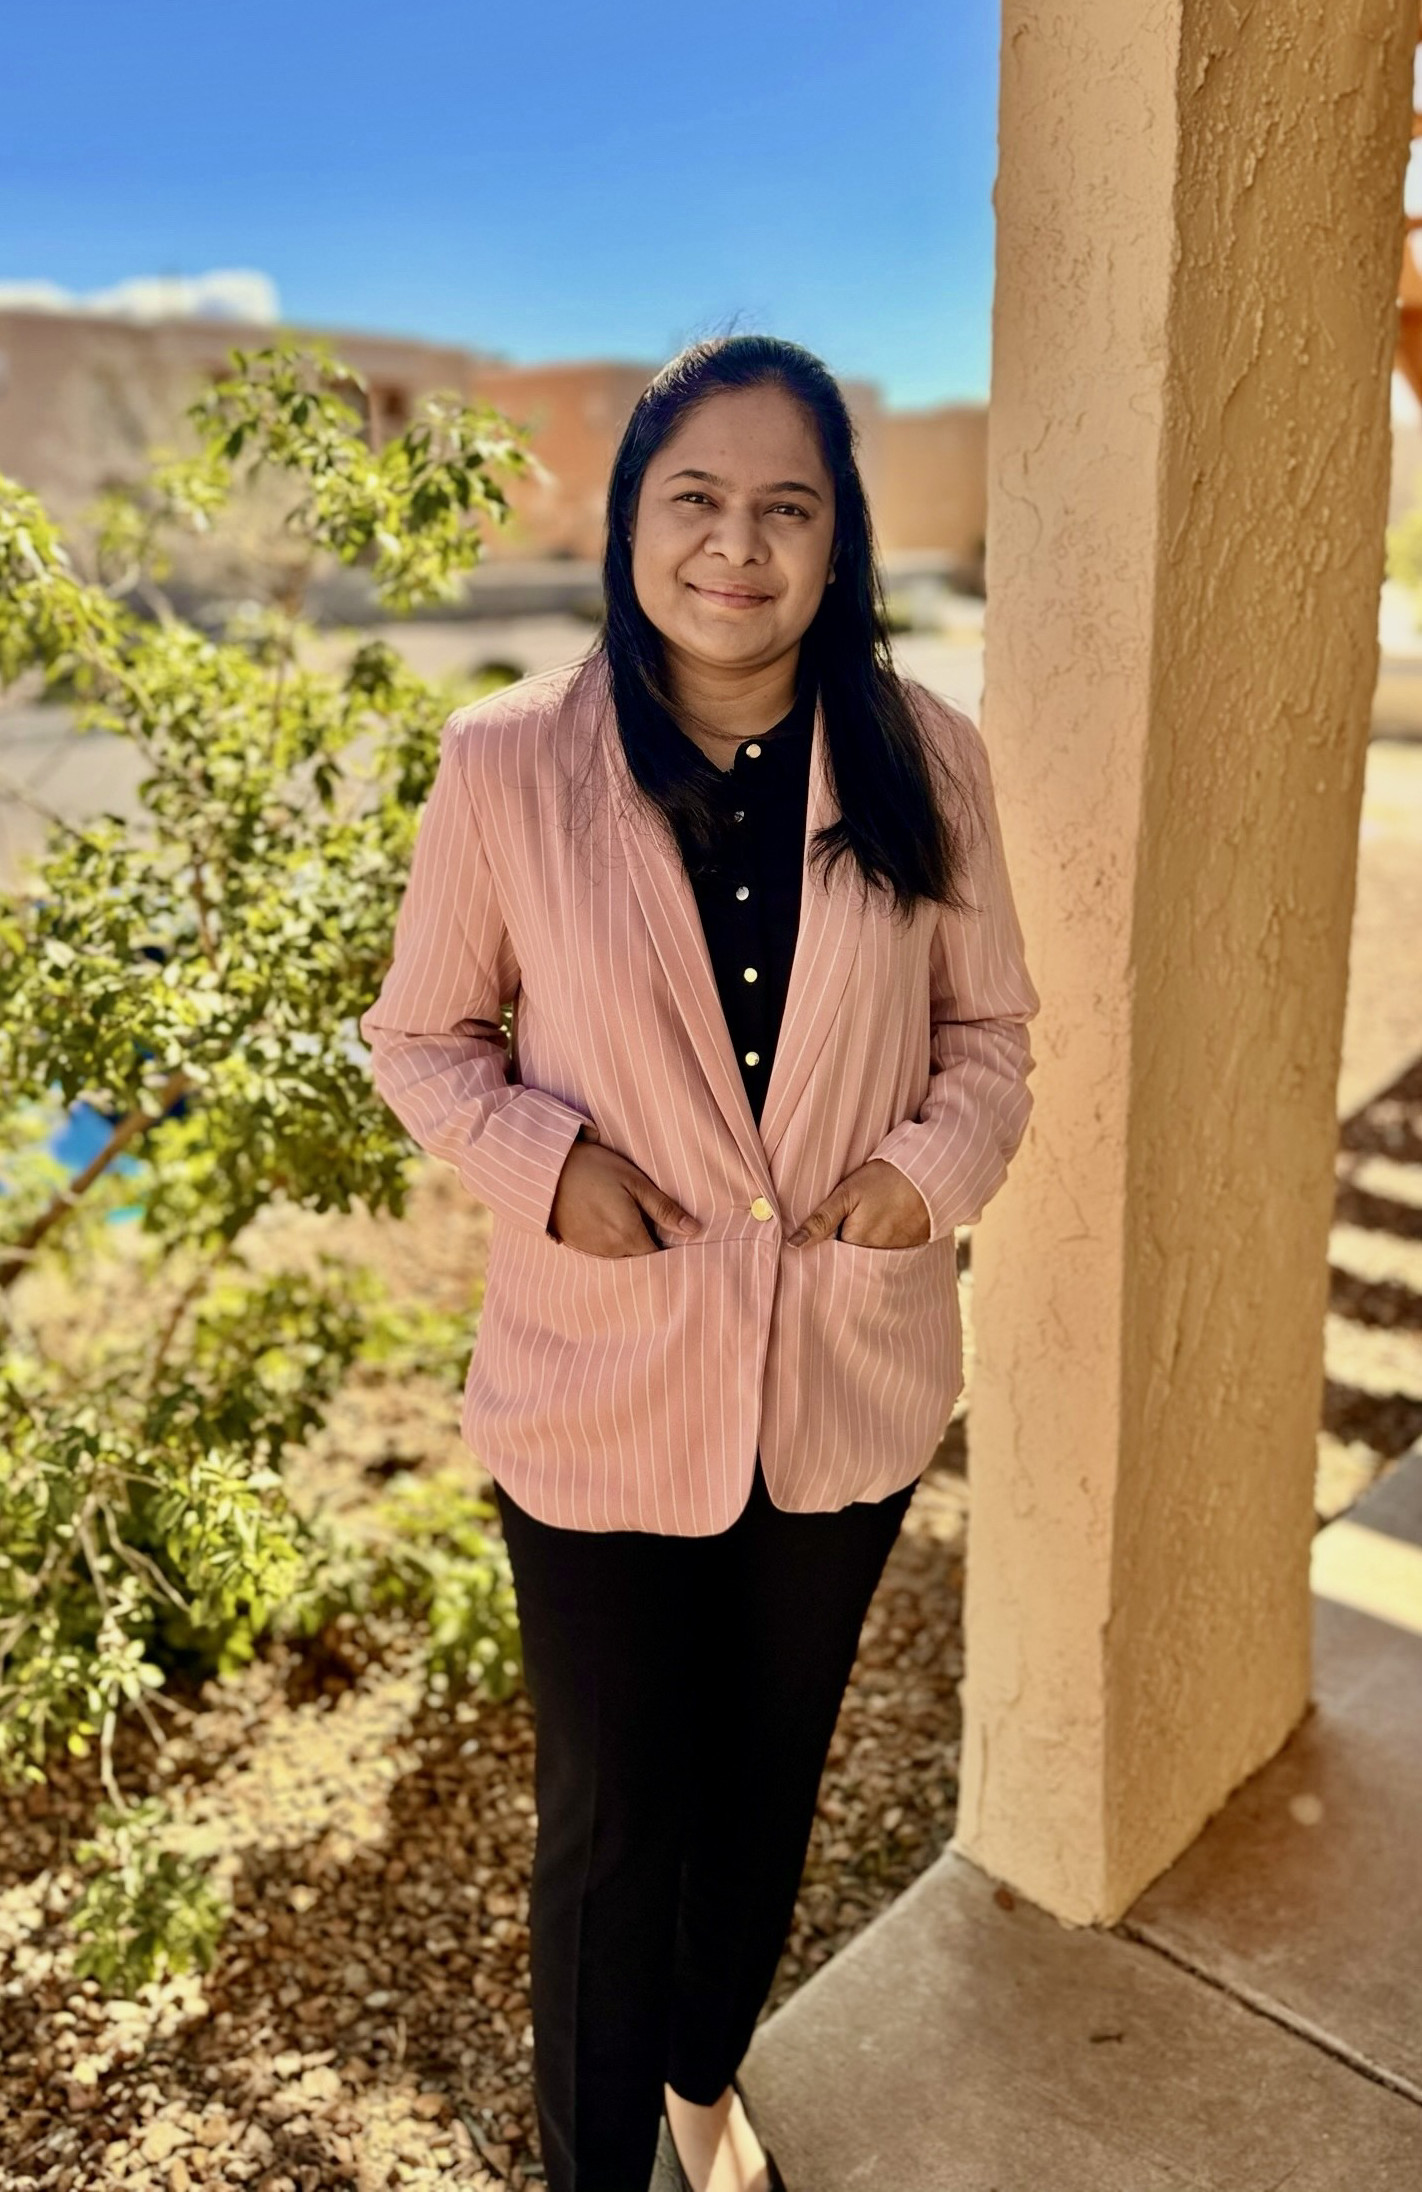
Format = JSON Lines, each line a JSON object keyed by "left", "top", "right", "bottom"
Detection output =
{"left": 877, "top": 402, "right": 989, "bottom": 586}
{"left": 0, "top": 306, "right": 985, "bottom": 588}
{"left": 0, "top": 307, "right": 493, "bottom": 528}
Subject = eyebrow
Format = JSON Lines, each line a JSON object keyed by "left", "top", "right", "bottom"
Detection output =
{"left": 664, "top": 467, "right": 825, "bottom": 500}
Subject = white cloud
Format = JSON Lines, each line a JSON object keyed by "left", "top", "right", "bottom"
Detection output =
{"left": 0, "top": 269, "right": 281, "bottom": 324}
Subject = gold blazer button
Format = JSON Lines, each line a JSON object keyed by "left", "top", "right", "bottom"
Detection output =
{"left": 749, "top": 1195, "right": 775, "bottom": 1222}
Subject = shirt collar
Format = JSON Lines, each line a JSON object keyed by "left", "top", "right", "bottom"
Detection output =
{"left": 662, "top": 668, "right": 817, "bottom": 776}
{"left": 727, "top": 673, "right": 816, "bottom": 769}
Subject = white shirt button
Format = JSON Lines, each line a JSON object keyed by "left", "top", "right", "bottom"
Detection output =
{"left": 735, "top": 885, "right": 750, "bottom": 900}
{"left": 745, "top": 742, "right": 762, "bottom": 757}
{"left": 743, "top": 966, "right": 758, "bottom": 982}
{"left": 744, "top": 1049, "right": 760, "bottom": 1066}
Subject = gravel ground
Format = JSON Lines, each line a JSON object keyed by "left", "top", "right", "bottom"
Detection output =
{"left": 0, "top": 1168, "right": 970, "bottom": 2192}
{"left": 0, "top": 1497, "right": 968, "bottom": 2192}
{"left": 4, "top": 1047, "right": 1418, "bottom": 2192}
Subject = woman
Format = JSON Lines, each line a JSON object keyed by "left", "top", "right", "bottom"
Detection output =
{"left": 359, "top": 335, "right": 1039, "bottom": 2192}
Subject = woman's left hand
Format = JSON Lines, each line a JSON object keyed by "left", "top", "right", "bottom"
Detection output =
{"left": 787, "top": 1160, "right": 932, "bottom": 1250}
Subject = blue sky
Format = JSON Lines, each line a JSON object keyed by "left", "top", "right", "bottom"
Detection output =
{"left": 3, "top": 0, "right": 1001, "bottom": 410}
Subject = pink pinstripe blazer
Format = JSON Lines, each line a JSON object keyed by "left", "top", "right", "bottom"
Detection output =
{"left": 358, "top": 651, "right": 1038, "bottom": 1534}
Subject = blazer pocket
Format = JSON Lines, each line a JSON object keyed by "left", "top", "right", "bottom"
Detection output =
{"left": 780, "top": 1227, "right": 964, "bottom": 1445}
{"left": 826, "top": 1231, "right": 953, "bottom": 1262}
{"left": 488, "top": 1219, "right": 725, "bottom": 1357}
{"left": 552, "top": 1238, "right": 672, "bottom": 1263}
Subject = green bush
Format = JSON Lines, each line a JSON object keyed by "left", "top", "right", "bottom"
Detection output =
{"left": 0, "top": 341, "right": 531, "bottom": 1800}
{"left": 68, "top": 1799, "right": 231, "bottom": 1998}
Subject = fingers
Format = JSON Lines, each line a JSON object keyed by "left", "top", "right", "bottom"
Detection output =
{"left": 624, "top": 1173, "right": 700, "bottom": 1238}
{"left": 550, "top": 1137, "right": 701, "bottom": 1256}
{"left": 786, "top": 1192, "right": 849, "bottom": 1248}
{"left": 789, "top": 1166, "right": 932, "bottom": 1249}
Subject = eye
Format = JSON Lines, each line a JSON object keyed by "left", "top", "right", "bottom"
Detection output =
{"left": 674, "top": 490, "right": 713, "bottom": 505}
{"left": 769, "top": 503, "right": 812, "bottom": 519}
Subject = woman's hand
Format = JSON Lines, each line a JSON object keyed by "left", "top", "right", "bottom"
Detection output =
{"left": 786, "top": 1159, "right": 932, "bottom": 1250}
{"left": 549, "top": 1133, "right": 700, "bottom": 1257}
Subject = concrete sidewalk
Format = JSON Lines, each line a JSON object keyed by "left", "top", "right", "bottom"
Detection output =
{"left": 744, "top": 1450, "right": 1422, "bottom": 2189}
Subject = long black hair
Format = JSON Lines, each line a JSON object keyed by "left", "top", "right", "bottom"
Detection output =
{"left": 586, "top": 333, "right": 979, "bottom": 923}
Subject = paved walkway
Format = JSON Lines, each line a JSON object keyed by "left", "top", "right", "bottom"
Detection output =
{"left": 744, "top": 1445, "right": 1422, "bottom": 2188}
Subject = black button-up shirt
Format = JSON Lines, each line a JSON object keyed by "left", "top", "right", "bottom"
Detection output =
{"left": 668, "top": 675, "right": 816, "bottom": 1128}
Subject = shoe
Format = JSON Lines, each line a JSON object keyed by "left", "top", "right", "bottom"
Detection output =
{"left": 650, "top": 2081, "right": 788, "bottom": 2192}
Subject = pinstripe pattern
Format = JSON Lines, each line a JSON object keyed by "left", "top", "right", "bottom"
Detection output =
{"left": 358, "top": 650, "right": 1039, "bottom": 1533}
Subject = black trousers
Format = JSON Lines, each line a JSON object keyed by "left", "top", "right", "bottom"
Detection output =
{"left": 492, "top": 1452, "right": 919, "bottom": 2192}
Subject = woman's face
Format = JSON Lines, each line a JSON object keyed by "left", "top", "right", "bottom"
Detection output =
{"left": 630, "top": 382, "right": 837, "bottom": 675}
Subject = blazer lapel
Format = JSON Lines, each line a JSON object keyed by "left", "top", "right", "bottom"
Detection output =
{"left": 757, "top": 697, "right": 859, "bottom": 1159}
{"left": 597, "top": 663, "right": 860, "bottom": 1175}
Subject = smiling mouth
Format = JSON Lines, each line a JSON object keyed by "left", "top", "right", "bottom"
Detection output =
{"left": 688, "top": 583, "right": 773, "bottom": 607}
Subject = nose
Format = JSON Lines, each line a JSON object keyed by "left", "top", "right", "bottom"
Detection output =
{"left": 704, "top": 503, "right": 770, "bottom": 566}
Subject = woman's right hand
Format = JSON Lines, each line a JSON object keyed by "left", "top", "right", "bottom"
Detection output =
{"left": 549, "top": 1134, "right": 700, "bottom": 1257}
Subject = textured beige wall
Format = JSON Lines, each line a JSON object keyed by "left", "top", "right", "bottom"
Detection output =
{"left": 957, "top": 0, "right": 1417, "bottom": 1921}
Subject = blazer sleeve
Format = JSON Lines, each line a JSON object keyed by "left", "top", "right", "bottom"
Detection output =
{"left": 865, "top": 695, "right": 1040, "bottom": 1242}
{"left": 358, "top": 708, "right": 595, "bottom": 1236}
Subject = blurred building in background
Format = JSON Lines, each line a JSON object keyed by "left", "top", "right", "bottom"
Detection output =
{"left": 0, "top": 306, "right": 492, "bottom": 518}
{"left": 0, "top": 304, "right": 989, "bottom": 604}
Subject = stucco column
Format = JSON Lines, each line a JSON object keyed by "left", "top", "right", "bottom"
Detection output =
{"left": 957, "top": 0, "right": 1417, "bottom": 1923}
